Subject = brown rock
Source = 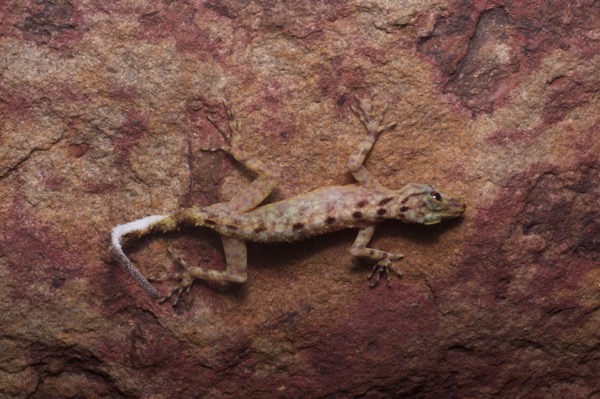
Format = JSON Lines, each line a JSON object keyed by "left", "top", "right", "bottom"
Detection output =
{"left": 0, "top": 1, "right": 598, "bottom": 397}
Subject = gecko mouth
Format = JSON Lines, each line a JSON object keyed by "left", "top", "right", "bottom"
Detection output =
{"left": 455, "top": 200, "right": 467, "bottom": 213}
{"left": 444, "top": 199, "right": 466, "bottom": 219}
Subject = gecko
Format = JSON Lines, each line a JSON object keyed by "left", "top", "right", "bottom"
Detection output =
{"left": 111, "top": 98, "right": 466, "bottom": 303}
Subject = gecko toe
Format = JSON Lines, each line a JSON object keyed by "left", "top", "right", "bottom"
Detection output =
{"left": 158, "top": 276, "right": 194, "bottom": 305}
{"left": 367, "top": 259, "right": 403, "bottom": 288}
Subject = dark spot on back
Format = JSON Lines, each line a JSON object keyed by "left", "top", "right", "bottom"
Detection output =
{"left": 292, "top": 223, "right": 304, "bottom": 230}
{"left": 226, "top": 225, "right": 238, "bottom": 230}
{"left": 377, "top": 208, "right": 387, "bottom": 215}
{"left": 205, "top": 219, "right": 216, "bottom": 225}
{"left": 400, "top": 206, "right": 409, "bottom": 212}
{"left": 379, "top": 197, "right": 393, "bottom": 206}
{"left": 401, "top": 196, "right": 410, "bottom": 204}
{"left": 325, "top": 216, "right": 336, "bottom": 224}
{"left": 353, "top": 211, "right": 363, "bottom": 219}
{"left": 356, "top": 200, "right": 368, "bottom": 208}
{"left": 254, "top": 225, "right": 266, "bottom": 233}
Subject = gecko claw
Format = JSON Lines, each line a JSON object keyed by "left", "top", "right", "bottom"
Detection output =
{"left": 367, "top": 258, "right": 403, "bottom": 288}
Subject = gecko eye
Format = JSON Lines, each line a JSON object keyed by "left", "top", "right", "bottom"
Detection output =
{"left": 430, "top": 191, "right": 442, "bottom": 202}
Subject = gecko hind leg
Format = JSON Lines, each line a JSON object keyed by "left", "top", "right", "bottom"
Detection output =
{"left": 206, "top": 101, "right": 280, "bottom": 213}
{"left": 159, "top": 237, "right": 248, "bottom": 304}
{"left": 158, "top": 102, "right": 277, "bottom": 304}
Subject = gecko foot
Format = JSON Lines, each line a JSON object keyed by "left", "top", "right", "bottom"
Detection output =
{"left": 157, "top": 271, "right": 195, "bottom": 305}
{"left": 351, "top": 97, "right": 397, "bottom": 137}
{"left": 367, "top": 256, "right": 403, "bottom": 288}
{"left": 204, "top": 101, "right": 243, "bottom": 155}
{"left": 149, "top": 250, "right": 196, "bottom": 305}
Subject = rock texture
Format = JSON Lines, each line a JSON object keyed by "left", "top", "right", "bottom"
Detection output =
{"left": 1, "top": 1, "right": 599, "bottom": 398}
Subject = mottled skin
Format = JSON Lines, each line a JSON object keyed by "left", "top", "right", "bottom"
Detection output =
{"left": 111, "top": 99, "right": 466, "bottom": 303}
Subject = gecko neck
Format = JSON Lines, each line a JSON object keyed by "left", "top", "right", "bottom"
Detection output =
{"left": 387, "top": 184, "right": 430, "bottom": 223}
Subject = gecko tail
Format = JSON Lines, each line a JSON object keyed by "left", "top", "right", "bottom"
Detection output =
{"left": 110, "top": 214, "right": 172, "bottom": 299}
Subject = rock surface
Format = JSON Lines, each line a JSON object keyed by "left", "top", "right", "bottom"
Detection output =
{"left": 0, "top": 0, "right": 599, "bottom": 398}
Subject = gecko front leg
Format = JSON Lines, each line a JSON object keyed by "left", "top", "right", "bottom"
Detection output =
{"left": 348, "top": 97, "right": 396, "bottom": 189}
{"left": 347, "top": 99, "right": 404, "bottom": 286}
{"left": 350, "top": 225, "right": 404, "bottom": 287}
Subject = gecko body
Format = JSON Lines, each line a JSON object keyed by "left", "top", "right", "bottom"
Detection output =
{"left": 111, "top": 99, "right": 466, "bottom": 303}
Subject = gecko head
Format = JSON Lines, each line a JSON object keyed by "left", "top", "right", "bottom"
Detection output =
{"left": 396, "top": 184, "right": 466, "bottom": 225}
